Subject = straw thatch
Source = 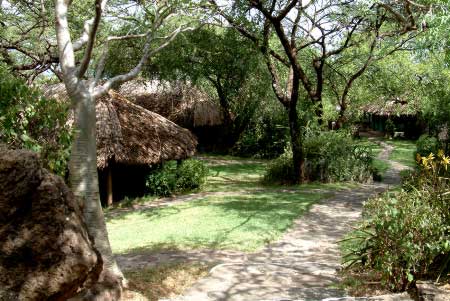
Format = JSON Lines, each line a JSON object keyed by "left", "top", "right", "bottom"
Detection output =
{"left": 361, "top": 96, "right": 420, "bottom": 117}
{"left": 118, "top": 80, "right": 225, "bottom": 128}
{"left": 42, "top": 84, "right": 198, "bottom": 169}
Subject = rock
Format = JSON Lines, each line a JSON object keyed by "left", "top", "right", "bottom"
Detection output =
{"left": 0, "top": 147, "right": 102, "bottom": 300}
{"left": 416, "top": 281, "right": 450, "bottom": 301}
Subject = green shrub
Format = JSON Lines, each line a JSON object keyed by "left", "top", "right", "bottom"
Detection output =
{"left": 0, "top": 63, "right": 71, "bottom": 177}
{"left": 303, "top": 131, "right": 373, "bottom": 183}
{"left": 343, "top": 190, "right": 449, "bottom": 291}
{"left": 263, "top": 131, "right": 373, "bottom": 184}
{"left": 416, "top": 134, "right": 439, "bottom": 157}
{"left": 262, "top": 147, "right": 294, "bottom": 184}
{"left": 343, "top": 151, "right": 450, "bottom": 291}
{"left": 233, "top": 108, "right": 289, "bottom": 159}
{"left": 146, "top": 159, "right": 209, "bottom": 197}
{"left": 175, "top": 159, "right": 209, "bottom": 191}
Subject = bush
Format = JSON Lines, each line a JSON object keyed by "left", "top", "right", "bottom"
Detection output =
{"left": 0, "top": 64, "right": 71, "bottom": 177}
{"left": 343, "top": 151, "right": 450, "bottom": 291}
{"left": 175, "top": 159, "right": 209, "bottom": 191}
{"left": 146, "top": 159, "right": 209, "bottom": 197}
{"left": 303, "top": 131, "right": 373, "bottom": 183}
{"left": 263, "top": 131, "right": 373, "bottom": 184}
{"left": 262, "top": 147, "right": 295, "bottom": 184}
{"left": 416, "top": 134, "right": 439, "bottom": 157}
{"left": 233, "top": 107, "right": 289, "bottom": 159}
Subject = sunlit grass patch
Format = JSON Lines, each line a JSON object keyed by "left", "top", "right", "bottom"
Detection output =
{"left": 386, "top": 140, "right": 417, "bottom": 168}
{"left": 107, "top": 190, "right": 326, "bottom": 254}
{"left": 124, "top": 263, "right": 209, "bottom": 301}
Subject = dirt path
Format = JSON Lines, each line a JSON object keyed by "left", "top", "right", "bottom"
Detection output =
{"left": 116, "top": 144, "right": 412, "bottom": 301}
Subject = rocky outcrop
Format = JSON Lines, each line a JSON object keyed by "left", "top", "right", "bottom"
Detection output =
{"left": 0, "top": 147, "right": 102, "bottom": 300}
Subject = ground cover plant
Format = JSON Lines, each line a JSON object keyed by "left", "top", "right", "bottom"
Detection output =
{"left": 341, "top": 150, "right": 450, "bottom": 292}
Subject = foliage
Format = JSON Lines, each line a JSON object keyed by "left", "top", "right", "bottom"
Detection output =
{"left": 343, "top": 151, "right": 450, "bottom": 292}
{"left": 233, "top": 104, "right": 289, "bottom": 159}
{"left": 0, "top": 63, "right": 71, "bottom": 176}
{"left": 416, "top": 134, "right": 439, "bottom": 157}
{"left": 146, "top": 159, "right": 209, "bottom": 197}
{"left": 264, "top": 131, "right": 373, "bottom": 184}
{"left": 262, "top": 147, "right": 296, "bottom": 185}
{"left": 385, "top": 119, "right": 395, "bottom": 137}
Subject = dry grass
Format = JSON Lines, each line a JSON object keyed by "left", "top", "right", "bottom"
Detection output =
{"left": 123, "top": 263, "right": 209, "bottom": 301}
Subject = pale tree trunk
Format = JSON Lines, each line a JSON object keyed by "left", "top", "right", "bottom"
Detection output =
{"left": 68, "top": 84, "right": 124, "bottom": 299}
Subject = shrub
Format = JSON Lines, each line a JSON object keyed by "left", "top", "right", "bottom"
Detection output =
{"left": 262, "top": 147, "right": 294, "bottom": 184}
{"left": 175, "top": 159, "right": 209, "bottom": 191}
{"left": 233, "top": 107, "right": 289, "bottom": 159}
{"left": 343, "top": 151, "right": 450, "bottom": 291}
{"left": 263, "top": 131, "right": 373, "bottom": 184}
{"left": 146, "top": 159, "right": 209, "bottom": 197}
{"left": 0, "top": 64, "right": 71, "bottom": 177}
{"left": 416, "top": 134, "right": 439, "bottom": 157}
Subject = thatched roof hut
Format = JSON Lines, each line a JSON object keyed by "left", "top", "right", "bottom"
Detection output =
{"left": 360, "top": 95, "right": 422, "bottom": 138}
{"left": 360, "top": 96, "right": 419, "bottom": 117}
{"left": 43, "top": 84, "right": 198, "bottom": 169}
{"left": 43, "top": 84, "right": 198, "bottom": 205}
{"left": 118, "top": 80, "right": 225, "bottom": 128}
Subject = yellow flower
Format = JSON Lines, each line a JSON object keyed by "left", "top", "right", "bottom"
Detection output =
{"left": 442, "top": 155, "right": 450, "bottom": 171}
{"left": 427, "top": 152, "right": 435, "bottom": 161}
{"left": 438, "top": 149, "right": 445, "bottom": 158}
{"left": 421, "top": 157, "right": 429, "bottom": 167}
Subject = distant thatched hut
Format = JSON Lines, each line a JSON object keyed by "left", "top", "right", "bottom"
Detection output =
{"left": 43, "top": 84, "right": 197, "bottom": 205}
{"left": 118, "top": 80, "right": 225, "bottom": 147}
{"left": 360, "top": 96, "right": 423, "bottom": 138}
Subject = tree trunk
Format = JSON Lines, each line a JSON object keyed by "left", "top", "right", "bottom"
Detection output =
{"left": 68, "top": 86, "right": 125, "bottom": 291}
{"left": 288, "top": 76, "right": 305, "bottom": 184}
{"left": 106, "top": 167, "right": 113, "bottom": 207}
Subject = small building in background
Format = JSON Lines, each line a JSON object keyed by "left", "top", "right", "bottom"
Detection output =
{"left": 360, "top": 96, "right": 423, "bottom": 139}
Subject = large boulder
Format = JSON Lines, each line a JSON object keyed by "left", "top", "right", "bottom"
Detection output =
{"left": 0, "top": 147, "right": 102, "bottom": 300}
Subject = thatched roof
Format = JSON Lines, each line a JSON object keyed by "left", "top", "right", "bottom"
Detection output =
{"left": 42, "top": 84, "right": 198, "bottom": 169}
{"left": 360, "top": 96, "right": 420, "bottom": 117}
{"left": 118, "top": 80, "right": 225, "bottom": 128}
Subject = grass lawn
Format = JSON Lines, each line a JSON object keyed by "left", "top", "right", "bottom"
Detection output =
{"left": 385, "top": 139, "right": 417, "bottom": 168}
{"left": 107, "top": 190, "right": 325, "bottom": 253}
{"left": 106, "top": 155, "right": 356, "bottom": 254}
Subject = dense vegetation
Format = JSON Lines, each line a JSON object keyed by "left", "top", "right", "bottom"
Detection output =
{"left": 0, "top": 64, "right": 71, "bottom": 176}
{"left": 1, "top": 0, "right": 450, "bottom": 298}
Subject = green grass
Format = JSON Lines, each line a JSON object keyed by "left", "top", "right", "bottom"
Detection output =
{"left": 385, "top": 140, "right": 417, "bottom": 168}
{"left": 106, "top": 155, "right": 357, "bottom": 254}
{"left": 203, "top": 161, "right": 267, "bottom": 192}
{"left": 107, "top": 190, "right": 325, "bottom": 254}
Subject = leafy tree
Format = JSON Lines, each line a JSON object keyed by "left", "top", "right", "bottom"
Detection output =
{"left": 0, "top": 62, "right": 71, "bottom": 176}
{"left": 209, "top": 0, "right": 429, "bottom": 183}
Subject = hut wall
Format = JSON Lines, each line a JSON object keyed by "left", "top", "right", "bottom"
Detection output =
{"left": 367, "top": 114, "right": 423, "bottom": 139}
{"left": 98, "top": 163, "right": 152, "bottom": 205}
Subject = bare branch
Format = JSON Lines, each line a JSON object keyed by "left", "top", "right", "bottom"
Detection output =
{"left": 77, "top": 0, "right": 106, "bottom": 78}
